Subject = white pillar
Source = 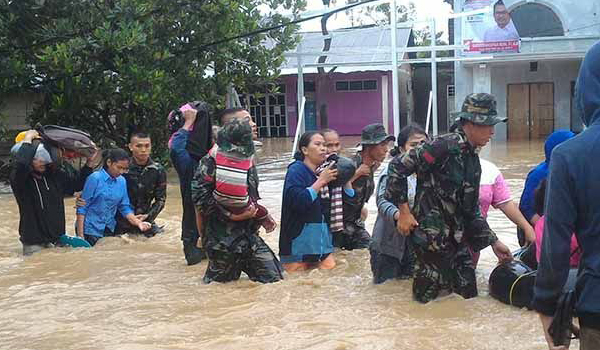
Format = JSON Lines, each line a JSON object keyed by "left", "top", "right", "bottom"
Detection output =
{"left": 381, "top": 74, "right": 389, "bottom": 131}
{"left": 473, "top": 63, "right": 492, "bottom": 93}
{"left": 297, "top": 42, "right": 305, "bottom": 134}
{"left": 390, "top": 0, "right": 401, "bottom": 136}
{"left": 430, "top": 19, "right": 439, "bottom": 135}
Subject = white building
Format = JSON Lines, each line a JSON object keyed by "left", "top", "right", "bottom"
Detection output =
{"left": 452, "top": 0, "right": 600, "bottom": 140}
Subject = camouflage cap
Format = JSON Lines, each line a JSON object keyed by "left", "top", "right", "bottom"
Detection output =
{"left": 216, "top": 118, "right": 255, "bottom": 157}
{"left": 452, "top": 93, "right": 507, "bottom": 126}
{"left": 360, "top": 123, "right": 395, "bottom": 145}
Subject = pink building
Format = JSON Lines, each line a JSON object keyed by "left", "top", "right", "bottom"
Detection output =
{"left": 240, "top": 26, "right": 415, "bottom": 137}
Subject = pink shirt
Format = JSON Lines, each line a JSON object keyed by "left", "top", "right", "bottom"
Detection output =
{"left": 535, "top": 216, "right": 580, "bottom": 267}
{"left": 479, "top": 159, "right": 512, "bottom": 218}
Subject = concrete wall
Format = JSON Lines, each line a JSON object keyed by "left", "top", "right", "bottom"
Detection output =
{"left": 0, "top": 93, "right": 42, "bottom": 131}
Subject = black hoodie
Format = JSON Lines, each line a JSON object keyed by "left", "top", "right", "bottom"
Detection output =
{"left": 9, "top": 143, "right": 92, "bottom": 246}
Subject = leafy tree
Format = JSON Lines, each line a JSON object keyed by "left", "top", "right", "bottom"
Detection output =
{"left": 0, "top": 0, "right": 305, "bottom": 160}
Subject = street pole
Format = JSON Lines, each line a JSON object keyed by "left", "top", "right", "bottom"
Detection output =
{"left": 390, "top": 0, "right": 400, "bottom": 136}
{"left": 296, "top": 41, "right": 305, "bottom": 135}
{"left": 430, "top": 18, "right": 439, "bottom": 135}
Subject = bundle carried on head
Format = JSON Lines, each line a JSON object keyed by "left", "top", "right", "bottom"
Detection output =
{"left": 167, "top": 100, "right": 214, "bottom": 161}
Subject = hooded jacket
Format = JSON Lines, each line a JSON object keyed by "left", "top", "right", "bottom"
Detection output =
{"left": 10, "top": 143, "right": 92, "bottom": 245}
{"left": 518, "top": 130, "right": 575, "bottom": 222}
{"left": 532, "top": 41, "right": 600, "bottom": 330}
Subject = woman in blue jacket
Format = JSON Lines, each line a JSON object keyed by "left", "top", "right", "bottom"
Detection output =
{"left": 279, "top": 132, "right": 347, "bottom": 272}
{"left": 76, "top": 148, "right": 151, "bottom": 246}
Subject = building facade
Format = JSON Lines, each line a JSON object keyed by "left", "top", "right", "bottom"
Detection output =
{"left": 453, "top": 0, "right": 600, "bottom": 141}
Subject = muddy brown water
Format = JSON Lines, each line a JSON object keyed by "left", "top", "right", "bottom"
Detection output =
{"left": 0, "top": 137, "right": 567, "bottom": 350}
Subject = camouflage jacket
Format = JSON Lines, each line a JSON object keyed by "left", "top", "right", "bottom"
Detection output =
{"left": 123, "top": 158, "right": 167, "bottom": 223}
{"left": 343, "top": 153, "right": 375, "bottom": 226}
{"left": 385, "top": 127, "right": 497, "bottom": 253}
{"left": 191, "top": 153, "right": 261, "bottom": 251}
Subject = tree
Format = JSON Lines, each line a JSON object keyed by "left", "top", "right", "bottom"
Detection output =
{"left": 413, "top": 27, "right": 451, "bottom": 58}
{"left": 0, "top": 0, "right": 305, "bottom": 160}
{"left": 345, "top": 0, "right": 416, "bottom": 26}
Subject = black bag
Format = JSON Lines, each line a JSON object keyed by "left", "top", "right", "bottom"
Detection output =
{"left": 548, "top": 290, "right": 578, "bottom": 347}
{"left": 167, "top": 101, "right": 213, "bottom": 161}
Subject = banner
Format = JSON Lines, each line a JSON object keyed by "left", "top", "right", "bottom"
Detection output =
{"left": 462, "top": 0, "right": 520, "bottom": 55}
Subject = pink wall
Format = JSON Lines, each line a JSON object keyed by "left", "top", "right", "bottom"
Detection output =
{"left": 284, "top": 71, "right": 394, "bottom": 136}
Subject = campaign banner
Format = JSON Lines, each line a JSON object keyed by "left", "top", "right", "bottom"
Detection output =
{"left": 461, "top": 0, "right": 521, "bottom": 55}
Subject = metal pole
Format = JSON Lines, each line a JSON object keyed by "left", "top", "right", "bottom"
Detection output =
{"left": 430, "top": 19, "right": 439, "bottom": 136}
{"left": 425, "top": 90, "right": 433, "bottom": 134}
{"left": 297, "top": 41, "right": 305, "bottom": 135}
{"left": 292, "top": 97, "right": 307, "bottom": 157}
{"left": 390, "top": 0, "right": 400, "bottom": 136}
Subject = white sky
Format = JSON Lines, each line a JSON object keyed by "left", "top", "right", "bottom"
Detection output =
{"left": 299, "top": 0, "right": 453, "bottom": 38}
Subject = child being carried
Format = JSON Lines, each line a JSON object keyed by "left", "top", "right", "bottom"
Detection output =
{"left": 211, "top": 118, "right": 274, "bottom": 231}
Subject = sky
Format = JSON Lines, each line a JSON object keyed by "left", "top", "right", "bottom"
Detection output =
{"left": 298, "top": 0, "right": 453, "bottom": 38}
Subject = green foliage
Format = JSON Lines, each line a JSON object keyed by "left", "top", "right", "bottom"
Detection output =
{"left": 0, "top": 0, "right": 305, "bottom": 160}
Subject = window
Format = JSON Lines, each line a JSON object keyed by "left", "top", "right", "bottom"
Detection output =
{"left": 349, "top": 81, "right": 363, "bottom": 90}
{"left": 363, "top": 80, "right": 377, "bottom": 90}
{"left": 335, "top": 80, "right": 378, "bottom": 92}
{"left": 304, "top": 81, "right": 315, "bottom": 92}
{"left": 335, "top": 81, "right": 349, "bottom": 91}
{"left": 511, "top": 4, "right": 564, "bottom": 38}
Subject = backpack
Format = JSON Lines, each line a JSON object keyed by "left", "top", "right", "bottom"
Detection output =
{"left": 167, "top": 100, "right": 213, "bottom": 161}
{"left": 35, "top": 124, "right": 97, "bottom": 158}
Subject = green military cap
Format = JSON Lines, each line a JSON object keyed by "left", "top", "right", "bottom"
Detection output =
{"left": 452, "top": 93, "right": 508, "bottom": 126}
{"left": 360, "top": 123, "right": 395, "bottom": 145}
{"left": 216, "top": 118, "right": 255, "bottom": 156}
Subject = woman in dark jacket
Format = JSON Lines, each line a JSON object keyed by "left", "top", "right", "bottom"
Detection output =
{"left": 10, "top": 130, "right": 95, "bottom": 255}
{"left": 279, "top": 132, "right": 349, "bottom": 272}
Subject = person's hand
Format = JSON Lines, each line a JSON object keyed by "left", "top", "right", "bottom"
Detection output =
{"left": 230, "top": 205, "right": 258, "bottom": 221}
{"left": 74, "top": 192, "right": 86, "bottom": 208}
{"left": 355, "top": 164, "right": 371, "bottom": 178}
{"left": 85, "top": 148, "right": 102, "bottom": 168}
{"left": 261, "top": 214, "right": 277, "bottom": 233}
{"left": 318, "top": 164, "right": 338, "bottom": 185}
{"left": 396, "top": 206, "right": 418, "bottom": 236}
{"left": 492, "top": 240, "right": 513, "bottom": 263}
{"left": 23, "top": 130, "right": 40, "bottom": 142}
{"left": 137, "top": 221, "right": 152, "bottom": 232}
{"left": 539, "top": 314, "right": 569, "bottom": 350}
{"left": 523, "top": 225, "right": 536, "bottom": 244}
{"left": 183, "top": 109, "right": 197, "bottom": 129}
{"left": 135, "top": 214, "right": 149, "bottom": 221}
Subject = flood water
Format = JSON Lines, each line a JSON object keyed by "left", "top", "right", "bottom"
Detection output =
{"left": 0, "top": 137, "right": 568, "bottom": 350}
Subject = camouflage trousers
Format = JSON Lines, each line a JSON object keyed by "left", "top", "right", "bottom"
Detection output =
{"left": 203, "top": 234, "right": 284, "bottom": 284}
{"left": 412, "top": 242, "right": 477, "bottom": 303}
{"left": 333, "top": 220, "right": 371, "bottom": 250}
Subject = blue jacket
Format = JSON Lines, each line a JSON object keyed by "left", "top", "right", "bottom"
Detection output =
{"left": 532, "top": 41, "right": 600, "bottom": 329}
{"left": 279, "top": 160, "right": 333, "bottom": 263}
{"left": 519, "top": 130, "right": 575, "bottom": 221}
{"left": 77, "top": 168, "right": 133, "bottom": 236}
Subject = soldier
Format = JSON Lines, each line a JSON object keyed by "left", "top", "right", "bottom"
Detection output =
{"left": 386, "top": 93, "right": 512, "bottom": 303}
{"left": 114, "top": 131, "right": 167, "bottom": 237}
{"left": 191, "top": 112, "right": 282, "bottom": 284}
{"left": 337, "top": 123, "right": 393, "bottom": 250}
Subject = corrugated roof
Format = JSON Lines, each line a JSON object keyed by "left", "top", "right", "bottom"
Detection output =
{"left": 280, "top": 25, "right": 413, "bottom": 74}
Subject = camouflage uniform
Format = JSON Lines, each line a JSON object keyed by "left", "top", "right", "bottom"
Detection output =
{"left": 115, "top": 158, "right": 167, "bottom": 237}
{"left": 336, "top": 123, "right": 394, "bottom": 250}
{"left": 385, "top": 93, "right": 507, "bottom": 303}
{"left": 191, "top": 119, "right": 283, "bottom": 284}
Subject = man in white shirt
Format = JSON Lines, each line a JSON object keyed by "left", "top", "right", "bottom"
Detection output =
{"left": 483, "top": 0, "right": 520, "bottom": 42}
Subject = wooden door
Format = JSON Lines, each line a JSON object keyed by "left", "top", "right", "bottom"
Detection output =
{"left": 508, "top": 84, "right": 530, "bottom": 140}
{"left": 530, "top": 83, "right": 554, "bottom": 139}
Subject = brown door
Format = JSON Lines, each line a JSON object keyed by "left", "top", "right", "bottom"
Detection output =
{"left": 508, "top": 84, "right": 530, "bottom": 140}
{"left": 530, "top": 83, "right": 554, "bottom": 139}
{"left": 507, "top": 83, "right": 554, "bottom": 140}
